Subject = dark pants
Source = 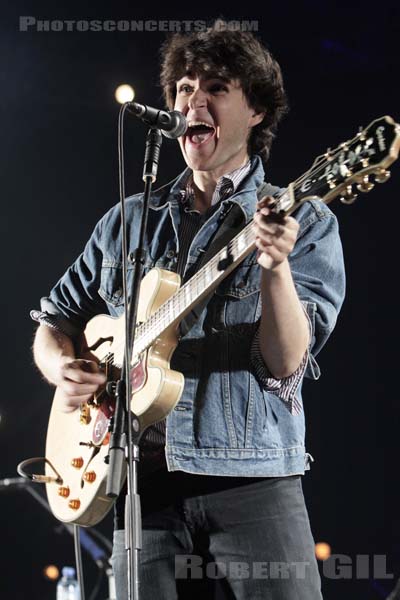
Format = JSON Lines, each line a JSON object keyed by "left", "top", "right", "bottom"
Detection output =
{"left": 111, "top": 472, "right": 322, "bottom": 600}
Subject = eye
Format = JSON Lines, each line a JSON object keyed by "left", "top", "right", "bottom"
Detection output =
{"left": 209, "top": 82, "right": 228, "bottom": 93}
{"left": 177, "top": 83, "right": 193, "bottom": 94}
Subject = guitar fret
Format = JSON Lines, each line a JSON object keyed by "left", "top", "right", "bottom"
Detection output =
{"left": 276, "top": 190, "right": 292, "bottom": 211}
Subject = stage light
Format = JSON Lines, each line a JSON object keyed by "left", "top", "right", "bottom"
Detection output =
{"left": 315, "top": 542, "right": 331, "bottom": 561}
{"left": 43, "top": 565, "right": 59, "bottom": 580}
{"left": 115, "top": 84, "right": 135, "bottom": 104}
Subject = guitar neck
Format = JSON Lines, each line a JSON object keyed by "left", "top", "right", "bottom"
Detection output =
{"left": 133, "top": 115, "right": 400, "bottom": 356}
{"left": 133, "top": 188, "right": 295, "bottom": 355}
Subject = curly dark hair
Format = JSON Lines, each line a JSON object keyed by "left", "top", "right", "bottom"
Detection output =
{"left": 159, "top": 21, "right": 288, "bottom": 164}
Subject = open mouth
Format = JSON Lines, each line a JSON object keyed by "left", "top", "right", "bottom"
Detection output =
{"left": 186, "top": 121, "right": 216, "bottom": 146}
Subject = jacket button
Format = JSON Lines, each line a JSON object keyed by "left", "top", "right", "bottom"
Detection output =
{"left": 166, "top": 250, "right": 175, "bottom": 259}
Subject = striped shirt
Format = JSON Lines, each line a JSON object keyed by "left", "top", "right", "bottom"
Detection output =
{"left": 250, "top": 306, "right": 312, "bottom": 416}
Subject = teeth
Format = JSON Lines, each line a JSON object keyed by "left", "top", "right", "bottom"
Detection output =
{"left": 188, "top": 120, "right": 214, "bottom": 129}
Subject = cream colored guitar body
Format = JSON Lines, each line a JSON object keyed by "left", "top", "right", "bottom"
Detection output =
{"left": 45, "top": 268, "right": 184, "bottom": 526}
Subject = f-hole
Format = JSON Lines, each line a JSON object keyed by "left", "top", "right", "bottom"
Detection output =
{"left": 88, "top": 336, "right": 114, "bottom": 352}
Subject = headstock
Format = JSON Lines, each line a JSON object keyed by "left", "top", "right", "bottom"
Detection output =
{"left": 292, "top": 116, "right": 400, "bottom": 206}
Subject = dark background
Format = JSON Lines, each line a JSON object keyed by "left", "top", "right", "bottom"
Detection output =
{"left": 1, "top": 1, "right": 399, "bottom": 599}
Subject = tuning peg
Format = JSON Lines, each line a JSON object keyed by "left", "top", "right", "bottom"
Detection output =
{"left": 340, "top": 185, "right": 358, "bottom": 205}
{"left": 357, "top": 126, "right": 366, "bottom": 140}
{"left": 356, "top": 175, "right": 374, "bottom": 193}
{"left": 339, "top": 164, "right": 352, "bottom": 178}
{"left": 374, "top": 168, "right": 391, "bottom": 184}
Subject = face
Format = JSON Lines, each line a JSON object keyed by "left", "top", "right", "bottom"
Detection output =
{"left": 174, "top": 74, "right": 264, "bottom": 176}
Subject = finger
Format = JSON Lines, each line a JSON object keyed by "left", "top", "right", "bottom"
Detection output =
{"left": 256, "top": 195, "right": 275, "bottom": 210}
{"left": 259, "top": 210, "right": 299, "bottom": 232}
{"left": 254, "top": 208, "right": 299, "bottom": 229}
{"left": 56, "top": 394, "right": 92, "bottom": 413}
{"left": 254, "top": 224, "right": 295, "bottom": 249}
{"left": 255, "top": 226, "right": 297, "bottom": 252}
{"left": 78, "top": 360, "right": 103, "bottom": 373}
{"left": 259, "top": 205, "right": 284, "bottom": 217}
{"left": 255, "top": 214, "right": 299, "bottom": 239}
{"left": 255, "top": 235, "right": 288, "bottom": 254}
{"left": 260, "top": 211, "right": 292, "bottom": 229}
{"left": 60, "top": 379, "right": 102, "bottom": 397}
{"left": 254, "top": 215, "right": 287, "bottom": 237}
{"left": 69, "top": 359, "right": 103, "bottom": 373}
{"left": 255, "top": 239, "right": 285, "bottom": 262}
{"left": 62, "top": 365, "right": 106, "bottom": 385}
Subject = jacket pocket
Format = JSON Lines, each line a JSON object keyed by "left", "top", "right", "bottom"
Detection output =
{"left": 98, "top": 263, "right": 126, "bottom": 307}
{"left": 98, "top": 259, "right": 154, "bottom": 308}
{"left": 214, "top": 261, "right": 261, "bottom": 332}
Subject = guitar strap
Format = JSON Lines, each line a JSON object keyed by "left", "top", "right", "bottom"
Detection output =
{"left": 179, "top": 181, "right": 279, "bottom": 337}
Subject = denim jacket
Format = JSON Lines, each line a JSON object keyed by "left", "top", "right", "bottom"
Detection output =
{"left": 33, "top": 155, "right": 346, "bottom": 478}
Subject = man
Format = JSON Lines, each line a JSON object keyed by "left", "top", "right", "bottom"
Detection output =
{"left": 32, "top": 23, "right": 345, "bottom": 599}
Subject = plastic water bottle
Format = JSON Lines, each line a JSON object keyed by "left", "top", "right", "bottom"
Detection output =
{"left": 56, "top": 566, "right": 80, "bottom": 600}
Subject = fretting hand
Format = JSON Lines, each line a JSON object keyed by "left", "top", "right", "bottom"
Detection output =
{"left": 253, "top": 196, "right": 299, "bottom": 271}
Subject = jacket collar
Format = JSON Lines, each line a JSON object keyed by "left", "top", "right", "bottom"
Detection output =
{"left": 149, "top": 167, "right": 192, "bottom": 210}
{"left": 149, "top": 155, "right": 266, "bottom": 218}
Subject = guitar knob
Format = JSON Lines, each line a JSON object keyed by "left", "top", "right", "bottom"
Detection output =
{"left": 68, "top": 499, "right": 81, "bottom": 510}
{"left": 58, "top": 486, "right": 70, "bottom": 498}
{"left": 375, "top": 169, "right": 391, "bottom": 183}
{"left": 71, "top": 457, "right": 84, "bottom": 469}
{"left": 340, "top": 185, "right": 358, "bottom": 205}
{"left": 356, "top": 175, "right": 374, "bottom": 193}
{"left": 83, "top": 471, "right": 96, "bottom": 483}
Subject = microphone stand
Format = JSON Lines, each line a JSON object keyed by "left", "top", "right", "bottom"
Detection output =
{"left": 106, "top": 102, "right": 163, "bottom": 600}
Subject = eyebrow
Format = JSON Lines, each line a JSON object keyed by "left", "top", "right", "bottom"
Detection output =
{"left": 178, "top": 73, "right": 231, "bottom": 83}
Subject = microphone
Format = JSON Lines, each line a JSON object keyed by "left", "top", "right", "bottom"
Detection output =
{"left": 126, "top": 102, "right": 187, "bottom": 139}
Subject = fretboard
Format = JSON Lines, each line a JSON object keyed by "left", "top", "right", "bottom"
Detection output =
{"left": 132, "top": 188, "right": 294, "bottom": 356}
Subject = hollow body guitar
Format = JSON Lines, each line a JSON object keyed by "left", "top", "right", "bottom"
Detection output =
{"left": 44, "top": 116, "right": 400, "bottom": 526}
{"left": 46, "top": 268, "right": 183, "bottom": 526}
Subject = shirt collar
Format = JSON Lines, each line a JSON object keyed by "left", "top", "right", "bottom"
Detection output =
{"left": 149, "top": 155, "right": 265, "bottom": 217}
{"left": 180, "top": 160, "right": 252, "bottom": 209}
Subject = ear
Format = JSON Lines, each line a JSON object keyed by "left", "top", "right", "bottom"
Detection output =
{"left": 250, "top": 111, "right": 265, "bottom": 127}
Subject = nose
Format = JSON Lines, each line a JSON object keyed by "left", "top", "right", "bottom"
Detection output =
{"left": 188, "top": 86, "right": 207, "bottom": 111}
